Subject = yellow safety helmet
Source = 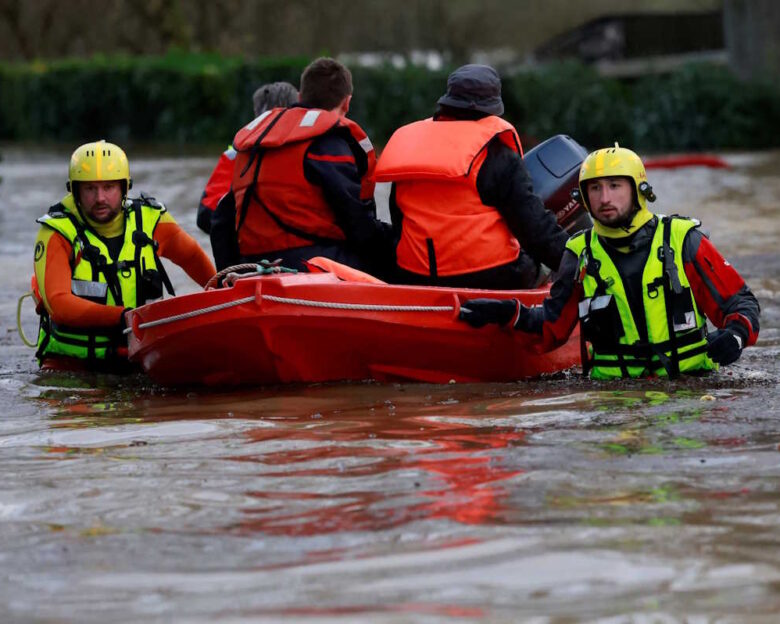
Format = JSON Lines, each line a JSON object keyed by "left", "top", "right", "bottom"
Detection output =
{"left": 67, "top": 140, "right": 132, "bottom": 194}
{"left": 577, "top": 143, "right": 655, "bottom": 212}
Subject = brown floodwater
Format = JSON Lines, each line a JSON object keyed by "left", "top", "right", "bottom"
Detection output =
{"left": 0, "top": 145, "right": 779, "bottom": 623}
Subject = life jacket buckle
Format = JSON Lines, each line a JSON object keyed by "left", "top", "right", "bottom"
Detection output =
{"left": 115, "top": 260, "right": 134, "bottom": 278}
{"left": 646, "top": 276, "right": 664, "bottom": 299}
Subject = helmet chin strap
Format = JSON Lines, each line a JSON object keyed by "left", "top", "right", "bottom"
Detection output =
{"left": 69, "top": 181, "right": 83, "bottom": 210}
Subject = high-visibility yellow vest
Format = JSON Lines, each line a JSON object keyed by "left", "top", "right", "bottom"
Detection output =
{"left": 566, "top": 216, "right": 716, "bottom": 379}
{"left": 35, "top": 195, "right": 170, "bottom": 363}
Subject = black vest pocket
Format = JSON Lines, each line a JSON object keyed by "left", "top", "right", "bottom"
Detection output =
{"left": 580, "top": 294, "right": 625, "bottom": 348}
{"left": 671, "top": 286, "right": 696, "bottom": 332}
{"left": 139, "top": 269, "right": 164, "bottom": 304}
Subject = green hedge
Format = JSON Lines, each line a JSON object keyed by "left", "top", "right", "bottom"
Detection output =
{"left": 0, "top": 53, "right": 308, "bottom": 145}
{"left": 1, "top": 53, "right": 779, "bottom": 151}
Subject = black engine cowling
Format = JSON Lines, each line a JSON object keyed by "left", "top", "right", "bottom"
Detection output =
{"left": 523, "top": 134, "right": 592, "bottom": 235}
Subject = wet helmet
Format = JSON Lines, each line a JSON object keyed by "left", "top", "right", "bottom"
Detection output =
{"left": 67, "top": 140, "right": 132, "bottom": 195}
{"left": 577, "top": 143, "right": 655, "bottom": 212}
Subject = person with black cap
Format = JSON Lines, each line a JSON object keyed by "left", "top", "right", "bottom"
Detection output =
{"left": 375, "top": 63, "right": 568, "bottom": 289}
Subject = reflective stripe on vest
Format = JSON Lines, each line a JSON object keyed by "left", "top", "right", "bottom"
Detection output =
{"left": 375, "top": 116, "right": 522, "bottom": 277}
{"left": 35, "top": 317, "right": 118, "bottom": 362}
{"left": 70, "top": 279, "right": 108, "bottom": 300}
{"left": 232, "top": 107, "right": 377, "bottom": 256}
{"left": 565, "top": 217, "right": 715, "bottom": 379}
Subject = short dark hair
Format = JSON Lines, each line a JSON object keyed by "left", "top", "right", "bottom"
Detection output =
{"left": 299, "top": 57, "right": 353, "bottom": 111}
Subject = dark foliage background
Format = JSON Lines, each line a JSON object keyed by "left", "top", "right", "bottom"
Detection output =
{"left": 1, "top": 54, "right": 778, "bottom": 150}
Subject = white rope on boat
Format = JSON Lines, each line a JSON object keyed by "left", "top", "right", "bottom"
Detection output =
{"left": 261, "top": 294, "right": 454, "bottom": 312}
{"left": 124, "top": 293, "right": 454, "bottom": 333}
{"left": 123, "top": 296, "right": 256, "bottom": 333}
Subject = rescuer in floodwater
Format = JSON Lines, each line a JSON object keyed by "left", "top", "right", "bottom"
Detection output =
{"left": 460, "top": 144, "right": 760, "bottom": 379}
{"left": 32, "top": 140, "right": 215, "bottom": 372}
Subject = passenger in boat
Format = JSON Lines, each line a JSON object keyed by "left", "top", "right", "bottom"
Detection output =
{"left": 32, "top": 140, "right": 216, "bottom": 372}
{"left": 374, "top": 63, "right": 568, "bottom": 289}
{"left": 196, "top": 81, "right": 299, "bottom": 234}
{"left": 210, "top": 57, "right": 394, "bottom": 276}
{"left": 460, "top": 144, "right": 760, "bottom": 379}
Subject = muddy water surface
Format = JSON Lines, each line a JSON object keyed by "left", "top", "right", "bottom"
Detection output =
{"left": 0, "top": 146, "right": 779, "bottom": 623}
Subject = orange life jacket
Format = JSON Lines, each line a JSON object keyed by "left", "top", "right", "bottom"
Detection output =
{"left": 304, "top": 256, "right": 386, "bottom": 284}
{"left": 232, "top": 107, "right": 376, "bottom": 256}
{"left": 375, "top": 116, "right": 523, "bottom": 277}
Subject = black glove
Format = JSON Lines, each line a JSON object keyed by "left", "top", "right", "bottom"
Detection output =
{"left": 706, "top": 328, "right": 743, "bottom": 366}
{"left": 459, "top": 298, "right": 519, "bottom": 328}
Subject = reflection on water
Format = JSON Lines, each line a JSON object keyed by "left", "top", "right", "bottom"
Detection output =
{"left": 2, "top": 369, "right": 780, "bottom": 621}
{"left": 1, "top": 148, "right": 779, "bottom": 621}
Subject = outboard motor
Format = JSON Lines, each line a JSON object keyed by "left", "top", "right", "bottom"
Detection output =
{"left": 523, "top": 135, "right": 592, "bottom": 235}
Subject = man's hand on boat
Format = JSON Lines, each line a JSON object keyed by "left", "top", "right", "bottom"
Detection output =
{"left": 459, "top": 298, "right": 521, "bottom": 328}
{"left": 706, "top": 327, "right": 744, "bottom": 365}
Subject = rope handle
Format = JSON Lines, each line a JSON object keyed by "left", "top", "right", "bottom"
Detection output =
{"left": 17, "top": 291, "right": 38, "bottom": 348}
{"left": 204, "top": 259, "right": 298, "bottom": 290}
{"left": 204, "top": 263, "right": 263, "bottom": 290}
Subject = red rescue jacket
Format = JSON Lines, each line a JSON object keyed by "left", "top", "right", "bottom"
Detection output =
{"left": 376, "top": 116, "right": 523, "bottom": 277}
{"left": 201, "top": 146, "right": 236, "bottom": 213}
{"left": 232, "top": 107, "right": 376, "bottom": 256}
{"left": 197, "top": 145, "right": 236, "bottom": 233}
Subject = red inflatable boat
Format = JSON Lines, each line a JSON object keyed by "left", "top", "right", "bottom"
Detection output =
{"left": 127, "top": 134, "right": 589, "bottom": 386}
{"left": 126, "top": 269, "right": 580, "bottom": 386}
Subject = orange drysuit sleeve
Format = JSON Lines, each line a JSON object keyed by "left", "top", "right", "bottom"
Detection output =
{"left": 34, "top": 214, "right": 215, "bottom": 328}
{"left": 155, "top": 213, "right": 216, "bottom": 286}
{"left": 34, "top": 228, "right": 123, "bottom": 328}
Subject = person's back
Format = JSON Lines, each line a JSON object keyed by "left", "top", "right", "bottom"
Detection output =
{"left": 197, "top": 81, "right": 298, "bottom": 234}
{"left": 376, "top": 64, "right": 568, "bottom": 289}
{"left": 211, "top": 57, "right": 393, "bottom": 276}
